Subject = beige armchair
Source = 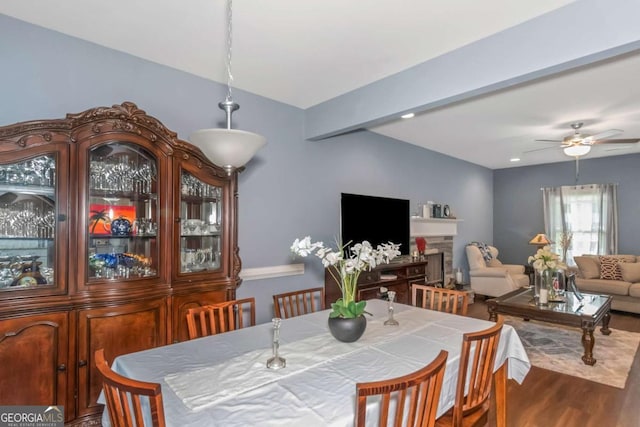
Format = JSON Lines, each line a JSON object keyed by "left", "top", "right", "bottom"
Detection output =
{"left": 465, "top": 245, "right": 530, "bottom": 297}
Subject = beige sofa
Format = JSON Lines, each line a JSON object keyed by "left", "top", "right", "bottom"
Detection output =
{"left": 572, "top": 254, "right": 640, "bottom": 314}
{"left": 466, "top": 245, "right": 530, "bottom": 297}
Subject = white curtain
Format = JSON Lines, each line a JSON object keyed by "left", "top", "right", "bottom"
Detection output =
{"left": 542, "top": 184, "right": 618, "bottom": 265}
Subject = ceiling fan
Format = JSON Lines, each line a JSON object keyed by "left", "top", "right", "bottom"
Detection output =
{"left": 530, "top": 122, "right": 640, "bottom": 157}
{"left": 527, "top": 122, "right": 639, "bottom": 184}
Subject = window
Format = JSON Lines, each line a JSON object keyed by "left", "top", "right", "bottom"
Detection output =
{"left": 542, "top": 184, "right": 618, "bottom": 265}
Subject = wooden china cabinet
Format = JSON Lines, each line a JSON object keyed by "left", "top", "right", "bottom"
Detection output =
{"left": 0, "top": 102, "right": 242, "bottom": 425}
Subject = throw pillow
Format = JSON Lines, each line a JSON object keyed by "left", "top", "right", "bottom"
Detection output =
{"left": 574, "top": 256, "right": 599, "bottom": 279}
{"left": 599, "top": 256, "right": 632, "bottom": 280}
{"left": 619, "top": 263, "right": 640, "bottom": 283}
{"left": 607, "top": 254, "right": 636, "bottom": 263}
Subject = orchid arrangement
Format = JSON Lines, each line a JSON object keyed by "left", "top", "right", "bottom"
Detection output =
{"left": 291, "top": 236, "right": 401, "bottom": 318}
{"left": 528, "top": 245, "right": 567, "bottom": 272}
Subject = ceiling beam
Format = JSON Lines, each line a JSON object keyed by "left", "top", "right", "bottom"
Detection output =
{"left": 304, "top": 0, "right": 640, "bottom": 141}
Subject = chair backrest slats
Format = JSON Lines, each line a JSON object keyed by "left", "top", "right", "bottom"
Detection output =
{"left": 95, "top": 348, "right": 166, "bottom": 427}
{"left": 186, "top": 298, "right": 256, "bottom": 340}
{"left": 453, "top": 317, "right": 503, "bottom": 425}
{"left": 411, "top": 284, "right": 469, "bottom": 316}
{"left": 355, "top": 350, "right": 448, "bottom": 427}
{"left": 273, "top": 287, "right": 325, "bottom": 319}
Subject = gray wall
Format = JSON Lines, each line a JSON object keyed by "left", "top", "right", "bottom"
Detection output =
{"left": 494, "top": 154, "right": 640, "bottom": 265}
{"left": 1, "top": 14, "right": 493, "bottom": 324}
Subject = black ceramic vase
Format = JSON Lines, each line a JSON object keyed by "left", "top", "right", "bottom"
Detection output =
{"left": 328, "top": 315, "right": 367, "bottom": 342}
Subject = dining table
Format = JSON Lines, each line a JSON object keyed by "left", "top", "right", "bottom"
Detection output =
{"left": 100, "top": 299, "right": 530, "bottom": 427}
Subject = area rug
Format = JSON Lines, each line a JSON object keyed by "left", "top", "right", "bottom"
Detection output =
{"left": 504, "top": 316, "right": 640, "bottom": 388}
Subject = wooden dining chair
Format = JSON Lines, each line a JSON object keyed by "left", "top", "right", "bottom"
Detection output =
{"left": 186, "top": 297, "right": 256, "bottom": 340}
{"left": 95, "top": 348, "right": 166, "bottom": 427}
{"left": 355, "top": 350, "right": 448, "bottom": 427}
{"left": 411, "top": 284, "right": 469, "bottom": 316}
{"left": 435, "top": 317, "right": 504, "bottom": 427}
{"left": 272, "top": 287, "right": 325, "bottom": 318}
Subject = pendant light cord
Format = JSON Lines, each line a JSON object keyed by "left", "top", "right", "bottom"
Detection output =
{"left": 225, "top": 0, "right": 234, "bottom": 103}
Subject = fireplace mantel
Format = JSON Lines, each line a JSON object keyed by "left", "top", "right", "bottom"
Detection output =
{"left": 410, "top": 217, "right": 462, "bottom": 237}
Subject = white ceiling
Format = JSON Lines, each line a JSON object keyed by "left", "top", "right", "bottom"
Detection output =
{"left": 3, "top": 0, "right": 640, "bottom": 169}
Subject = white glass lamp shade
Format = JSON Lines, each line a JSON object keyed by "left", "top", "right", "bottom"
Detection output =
{"left": 190, "top": 128, "right": 266, "bottom": 174}
{"left": 563, "top": 144, "right": 591, "bottom": 157}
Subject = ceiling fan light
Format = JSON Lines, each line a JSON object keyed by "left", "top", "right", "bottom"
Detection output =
{"left": 563, "top": 144, "right": 591, "bottom": 157}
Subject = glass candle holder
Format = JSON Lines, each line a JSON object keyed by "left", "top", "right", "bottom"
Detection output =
{"left": 384, "top": 291, "right": 399, "bottom": 326}
{"left": 266, "top": 318, "right": 286, "bottom": 370}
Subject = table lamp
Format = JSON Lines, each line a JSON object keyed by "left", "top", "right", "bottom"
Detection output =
{"left": 529, "top": 233, "right": 552, "bottom": 246}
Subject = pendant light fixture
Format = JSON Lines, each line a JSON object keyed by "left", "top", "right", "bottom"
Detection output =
{"left": 190, "top": 0, "right": 266, "bottom": 176}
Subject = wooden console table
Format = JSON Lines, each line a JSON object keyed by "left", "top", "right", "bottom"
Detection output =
{"left": 324, "top": 252, "right": 444, "bottom": 306}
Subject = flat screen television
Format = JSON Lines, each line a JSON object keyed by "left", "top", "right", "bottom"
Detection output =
{"left": 340, "top": 193, "right": 410, "bottom": 255}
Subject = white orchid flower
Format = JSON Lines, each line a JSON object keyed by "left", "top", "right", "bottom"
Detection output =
{"left": 291, "top": 236, "right": 401, "bottom": 316}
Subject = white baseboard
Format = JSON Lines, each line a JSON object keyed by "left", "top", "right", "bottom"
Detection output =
{"left": 240, "top": 263, "right": 305, "bottom": 281}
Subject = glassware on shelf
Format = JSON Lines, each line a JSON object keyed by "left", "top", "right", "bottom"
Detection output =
{"left": 89, "top": 145, "right": 157, "bottom": 194}
{"left": 0, "top": 163, "right": 57, "bottom": 289}
{"left": 384, "top": 290, "right": 399, "bottom": 326}
{"left": 89, "top": 252, "right": 154, "bottom": 280}
{"left": 181, "top": 172, "right": 220, "bottom": 198}
{"left": 183, "top": 219, "right": 205, "bottom": 235}
{"left": 178, "top": 170, "right": 223, "bottom": 275}
{"left": 86, "top": 143, "right": 159, "bottom": 283}
{"left": 266, "top": 317, "right": 286, "bottom": 370}
{"left": 0, "top": 254, "right": 54, "bottom": 288}
{"left": 0, "top": 197, "right": 55, "bottom": 239}
{"left": 181, "top": 249, "right": 197, "bottom": 272}
{"left": 0, "top": 155, "right": 56, "bottom": 188}
{"left": 131, "top": 218, "right": 157, "bottom": 236}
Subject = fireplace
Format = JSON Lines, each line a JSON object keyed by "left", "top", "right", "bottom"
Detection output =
{"left": 410, "top": 218, "right": 460, "bottom": 283}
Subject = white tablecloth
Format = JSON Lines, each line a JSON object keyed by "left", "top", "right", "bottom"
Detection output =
{"left": 101, "top": 299, "right": 530, "bottom": 427}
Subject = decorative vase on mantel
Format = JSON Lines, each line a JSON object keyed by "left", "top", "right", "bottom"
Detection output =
{"left": 328, "top": 315, "right": 367, "bottom": 343}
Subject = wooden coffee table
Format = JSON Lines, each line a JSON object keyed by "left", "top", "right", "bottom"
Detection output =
{"left": 487, "top": 287, "right": 612, "bottom": 365}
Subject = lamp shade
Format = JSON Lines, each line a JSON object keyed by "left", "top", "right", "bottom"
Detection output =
{"left": 529, "top": 233, "right": 552, "bottom": 245}
{"left": 563, "top": 144, "right": 591, "bottom": 157}
{"left": 190, "top": 128, "right": 266, "bottom": 174}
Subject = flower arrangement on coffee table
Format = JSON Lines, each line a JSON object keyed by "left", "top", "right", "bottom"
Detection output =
{"left": 528, "top": 245, "right": 567, "bottom": 301}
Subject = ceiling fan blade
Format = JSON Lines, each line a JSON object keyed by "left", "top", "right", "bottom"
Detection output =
{"left": 523, "top": 145, "right": 559, "bottom": 153}
{"left": 594, "top": 138, "right": 639, "bottom": 144}
{"left": 534, "top": 139, "right": 562, "bottom": 143}
{"left": 604, "top": 145, "right": 634, "bottom": 152}
{"left": 583, "top": 129, "right": 623, "bottom": 144}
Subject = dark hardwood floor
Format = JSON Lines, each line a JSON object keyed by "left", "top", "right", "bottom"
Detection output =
{"left": 467, "top": 296, "right": 640, "bottom": 427}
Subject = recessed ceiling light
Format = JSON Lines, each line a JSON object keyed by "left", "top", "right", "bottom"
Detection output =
{"left": 401, "top": 113, "right": 415, "bottom": 119}
{"left": 510, "top": 157, "right": 521, "bottom": 162}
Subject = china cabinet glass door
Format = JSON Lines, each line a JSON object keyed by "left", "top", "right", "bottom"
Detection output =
{"left": 0, "top": 154, "right": 57, "bottom": 290}
{"left": 87, "top": 142, "right": 159, "bottom": 281}
{"left": 179, "top": 171, "right": 222, "bottom": 273}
